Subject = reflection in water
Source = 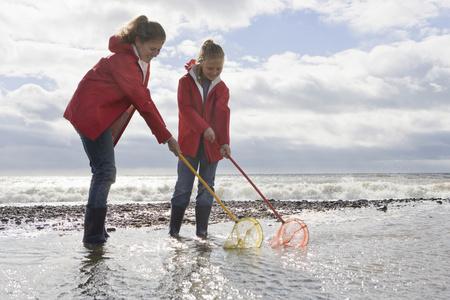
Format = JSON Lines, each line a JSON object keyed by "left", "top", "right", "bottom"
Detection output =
{"left": 158, "top": 237, "right": 214, "bottom": 299}
{"left": 2, "top": 204, "right": 447, "bottom": 299}
{"left": 76, "top": 245, "right": 112, "bottom": 299}
{"left": 158, "top": 235, "right": 271, "bottom": 299}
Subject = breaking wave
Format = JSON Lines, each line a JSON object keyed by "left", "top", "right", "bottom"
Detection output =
{"left": 1, "top": 173, "right": 449, "bottom": 206}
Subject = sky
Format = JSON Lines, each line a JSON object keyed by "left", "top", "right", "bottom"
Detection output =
{"left": 1, "top": 0, "right": 450, "bottom": 175}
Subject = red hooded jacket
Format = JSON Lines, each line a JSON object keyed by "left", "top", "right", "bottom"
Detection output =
{"left": 64, "top": 36, "right": 172, "bottom": 145}
{"left": 178, "top": 62, "right": 230, "bottom": 163}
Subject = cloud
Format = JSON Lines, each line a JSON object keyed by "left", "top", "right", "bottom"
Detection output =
{"left": 170, "top": 35, "right": 225, "bottom": 59}
{"left": 0, "top": 84, "right": 73, "bottom": 147}
{"left": 173, "top": 39, "right": 199, "bottom": 58}
{"left": 0, "top": 0, "right": 286, "bottom": 93}
{"left": 292, "top": 0, "right": 450, "bottom": 35}
{"left": 219, "top": 35, "right": 450, "bottom": 159}
{"left": 3, "top": 32, "right": 450, "bottom": 172}
{"left": 1, "top": 1, "right": 449, "bottom": 173}
{"left": 225, "top": 34, "right": 450, "bottom": 114}
{"left": 0, "top": 0, "right": 287, "bottom": 48}
{"left": 224, "top": 136, "right": 450, "bottom": 173}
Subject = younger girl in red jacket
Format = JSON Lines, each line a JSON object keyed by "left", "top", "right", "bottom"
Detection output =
{"left": 170, "top": 40, "right": 231, "bottom": 238}
{"left": 64, "top": 16, "right": 180, "bottom": 246}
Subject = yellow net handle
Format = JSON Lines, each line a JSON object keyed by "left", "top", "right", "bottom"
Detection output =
{"left": 178, "top": 153, "right": 238, "bottom": 222}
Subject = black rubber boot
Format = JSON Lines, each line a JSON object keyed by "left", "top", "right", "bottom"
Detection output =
{"left": 83, "top": 206, "right": 108, "bottom": 245}
{"left": 195, "top": 206, "right": 212, "bottom": 239}
{"left": 169, "top": 206, "right": 186, "bottom": 238}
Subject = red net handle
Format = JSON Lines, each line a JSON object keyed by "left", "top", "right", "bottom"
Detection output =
{"left": 228, "top": 156, "right": 285, "bottom": 223}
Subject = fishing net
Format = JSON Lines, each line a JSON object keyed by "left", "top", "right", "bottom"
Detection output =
{"left": 178, "top": 154, "right": 263, "bottom": 249}
{"left": 223, "top": 217, "right": 263, "bottom": 249}
{"left": 226, "top": 156, "right": 310, "bottom": 250}
{"left": 270, "top": 218, "right": 309, "bottom": 248}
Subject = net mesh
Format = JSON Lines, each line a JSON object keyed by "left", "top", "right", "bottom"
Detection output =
{"left": 270, "top": 218, "right": 309, "bottom": 248}
{"left": 223, "top": 217, "right": 263, "bottom": 249}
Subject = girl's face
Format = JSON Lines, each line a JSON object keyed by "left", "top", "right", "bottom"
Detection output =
{"left": 135, "top": 38, "right": 164, "bottom": 63}
{"left": 200, "top": 58, "right": 224, "bottom": 81}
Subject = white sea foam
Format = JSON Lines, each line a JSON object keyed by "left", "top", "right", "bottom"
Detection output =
{"left": 0, "top": 174, "right": 449, "bottom": 206}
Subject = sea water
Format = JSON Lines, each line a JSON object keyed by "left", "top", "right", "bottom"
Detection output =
{"left": 1, "top": 173, "right": 449, "bottom": 206}
{"left": 0, "top": 174, "right": 449, "bottom": 299}
{"left": 1, "top": 202, "right": 449, "bottom": 299}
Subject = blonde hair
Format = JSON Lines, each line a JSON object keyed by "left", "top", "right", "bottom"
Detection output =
{"left": 197, "top": 39, "right": 225, "bottom": 63}
{"left": 118, "top": 15, "right": 166, "bottom": 44}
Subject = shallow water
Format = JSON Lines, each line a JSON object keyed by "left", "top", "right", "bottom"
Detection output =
{"left": 1, "top": 202, "right": 449, "bottom": 299}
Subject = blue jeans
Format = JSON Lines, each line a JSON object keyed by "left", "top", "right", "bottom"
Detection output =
{"left": 171, "top": 143, "right": 218, "bottom": 209}
{"left": 80, "top": 129, "right": 116, "bottom": 209}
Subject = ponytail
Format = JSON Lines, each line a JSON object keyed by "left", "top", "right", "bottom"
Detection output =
{"left": 198, "top": 39, "right": 224, "bottom": 63}
{"left": 118, "top": 15, "right": 166, "bottom": 44}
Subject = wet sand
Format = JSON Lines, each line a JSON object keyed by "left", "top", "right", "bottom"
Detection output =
{"left": 0, "top": 198, "right": 448, "bottom": 232}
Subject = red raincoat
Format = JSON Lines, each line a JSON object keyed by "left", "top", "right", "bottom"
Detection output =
{"left": 64, "top": 36, "right": 172, "bottom": 145}
{"left": 178, "top": 63, "right": 230, "bottom": 163}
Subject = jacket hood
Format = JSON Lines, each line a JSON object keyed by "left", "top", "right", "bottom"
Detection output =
{"left": 108, "top": 35, "right": 133, "bottom": 54}
{"left": 185, "top": 59, "right": 196, "bottom": 71}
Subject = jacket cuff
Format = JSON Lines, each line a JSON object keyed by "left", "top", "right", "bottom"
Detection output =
{"left": 162, "top": 136, "right": 172, "bottom": 144}
{"left": 156, "top": 129, "right": 172, "bottom": 144}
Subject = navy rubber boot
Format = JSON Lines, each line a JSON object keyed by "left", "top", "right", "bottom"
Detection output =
{"left": 195, "top": 206, "right": 212, "bottom": 239}
{"left": 169, "top": 206, "right": 186, "bottom": 238}
{"left": 83, "top": 206, "right": 108, "bottom": 245}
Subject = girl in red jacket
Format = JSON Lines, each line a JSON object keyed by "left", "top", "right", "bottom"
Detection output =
{"left": 64, "top": 16, "right": 180, "bottom": 246}
{"left": 170, "top": 40, "right": 231, "bottom": 238}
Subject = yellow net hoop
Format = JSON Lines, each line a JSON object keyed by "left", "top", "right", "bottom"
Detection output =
{"left": 179, "top": 154, "right": 263, "bottom": 249}
{"left": 223, "top": 217, "right": 264, "bottom": 249}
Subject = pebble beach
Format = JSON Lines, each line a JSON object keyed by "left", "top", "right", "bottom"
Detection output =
{"left": 1, "top": 198, "right": 447, "bottom": 232}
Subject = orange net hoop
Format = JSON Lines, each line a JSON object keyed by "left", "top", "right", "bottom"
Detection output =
{"left": 226, "top": 156, "right": 310, "bottom": 249}
{"left": 270, "top": 218, "right": 309, "bottom": 248}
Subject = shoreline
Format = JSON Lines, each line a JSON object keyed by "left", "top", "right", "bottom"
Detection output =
{"left": 0, "top": 198, "right": 448, "bottom": 232}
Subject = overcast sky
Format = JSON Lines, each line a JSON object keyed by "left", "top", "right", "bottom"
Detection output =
{"left": 1, "top": 0, "right": 450, "bottom": 175}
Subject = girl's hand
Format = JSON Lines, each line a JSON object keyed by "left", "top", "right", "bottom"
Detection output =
{"left": 220, "top": 144, "right": 231, "bottom": 158}
{"left": 203, "top": 127, "right": 216, "bottom": 143}
{"left": 166, "top": 137, "right": 180, "bottom": 156}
